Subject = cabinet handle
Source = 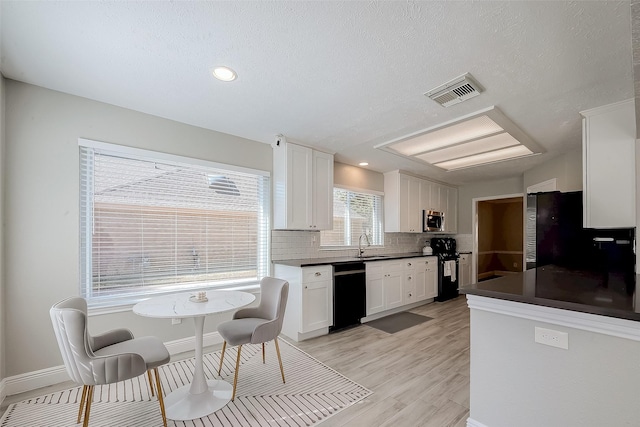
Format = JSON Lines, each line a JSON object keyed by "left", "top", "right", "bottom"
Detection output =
{"left": 407, "top": 276, "right": 412, "bottom": 280}
{"left": 305, "top": 285, "right": 308, "bottom": 289}
{"left": 407, "top": 262, "right": 412, "bottom": 267}
{"left": 315, "top": 272, "right": 321, "bottom": 276}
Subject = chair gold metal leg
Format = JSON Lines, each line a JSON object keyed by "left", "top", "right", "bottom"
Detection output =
{"left": 77, "top": 385, "right": 88, "bottom": 424}
{"left": 82, "top": 385, "right": 94, "bottom": 427}
{"left": 147, "top": 370, "right": 155, "bottom": 396}
{"left": 218, "top": 340, "right": 227, "bottom": 375}
{"left": 154, "top": 368, "right": 167, "bottom": 427}
{"left": 262, "top": 342, "right": 265, "bottom": 364}
{"left": 232, "top": 345, "right": 242, "bottom": 401}
{"left": 274, "top": 337, "right": 285, "bottom": 384}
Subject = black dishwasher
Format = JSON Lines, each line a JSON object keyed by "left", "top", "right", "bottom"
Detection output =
{"left": 330, "top": 261, "right": 366, "bottom": 332}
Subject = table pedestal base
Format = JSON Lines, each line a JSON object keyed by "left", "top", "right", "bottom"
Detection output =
{"left": 164, "top": 379, "right": 233, "bottom": 420}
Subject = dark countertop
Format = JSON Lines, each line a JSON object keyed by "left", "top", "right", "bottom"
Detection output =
{"left": 460, "top": 265, "right": 640, "bottom": 322}
{"left": 273, "top": 252, "right": 435, "bottom": 267}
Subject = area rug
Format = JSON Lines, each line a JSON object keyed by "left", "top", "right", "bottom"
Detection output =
{"left": 365, "top": 312, "right": 433, "bottom": 334}
{"left": 0, "top": 339, "right": 371, "bottom": 427}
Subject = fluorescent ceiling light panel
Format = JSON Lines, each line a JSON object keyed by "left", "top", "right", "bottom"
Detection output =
{"left": 435, "top": 145, "right": 533, "bottom": 170}
{"left": 416, "top": 132, "right": 520, "bottom": 164}
{"left": 376, "top": 106, "right": 543, "bottom": 171}
{"left": 389, "top": 115, "right": 503, "bottom": 156}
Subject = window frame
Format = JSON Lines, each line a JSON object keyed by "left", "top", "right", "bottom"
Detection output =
{"left": 320, "top": 185, "right": 384, "bottom": 249}
{"left": 78, "top": 138, "right": 271, "bottom": 309}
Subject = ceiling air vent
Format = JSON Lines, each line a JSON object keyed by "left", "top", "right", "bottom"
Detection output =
{"left": 425, "top": 73, "right": 483, "bottom": 107}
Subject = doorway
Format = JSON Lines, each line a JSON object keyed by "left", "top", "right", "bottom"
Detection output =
{"left": 472, "top": 194, "right": 525, "bottom": 284}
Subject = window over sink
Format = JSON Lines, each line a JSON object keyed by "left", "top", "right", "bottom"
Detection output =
{"left": 320, "top": 187, "right": 383, "bottom": 248}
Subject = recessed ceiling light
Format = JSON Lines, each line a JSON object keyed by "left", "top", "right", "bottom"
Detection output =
{"left": 212, "top": 66, "right": 237, "bottom": 82}
{"left": 375, "top": 106, "right": 543, "bottom": 171}
{"left": 359, "top": 162, "right": 369, "bottom": 166}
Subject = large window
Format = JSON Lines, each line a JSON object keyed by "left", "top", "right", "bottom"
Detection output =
{"left": 321, "top": 188, "right": 383, "bottom": 247}
{"left": 79, "top": 140, "right": 270, "bottom": 307}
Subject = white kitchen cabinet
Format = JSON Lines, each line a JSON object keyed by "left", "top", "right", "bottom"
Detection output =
{"left": 426, "top": 183, "right": 441, "bottom": 212}
{"left": 408, "top": 256, "right": 437, "bottom": 301}
{"left": 365, "top": 263, "right": 385, "bottom": 315}
{"left": 425, "top": 257, "right": 438, "bottom": 299}
{"left": 384, "top": 170, "right": 458, "bottom": 234}
{"left": 445, "top": 186, "right": 458, "bottom": 233}
{"left": 403, "top": 258, "right": 417, "bottom": 304}
{"left": 459, "top": 253, "right": 471, "bottom": 287}
{"left": 273, "top": 141, "right": 334, "bottom": 230}
{"left": 367, "top": 257, "right": 437, "bottom": 316}
{"left": 365, "top": 260, "right": 403, "bottom": 314}
{"left": 580, "top": 99, "right": 636, "bottom": 228}
{"left": 311, "top": 150, "right": 334, "bottom": 230}
{"left": 383, "top": 262, "right": 404, "bottom": 309}
{"left": 275, "top": 264, "right": 333, "bottom": 341}
{"left": 385, "top": 171, "right": 421, "bottom": 232}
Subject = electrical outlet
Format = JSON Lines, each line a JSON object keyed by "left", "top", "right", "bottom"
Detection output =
{"left": 172, "top": 318, "right": 182, "bottom": 325}
{"left": 535, "top": 327, "right": 568, "bottom": 349}
{"left": 513, "top": 262, "right": 518, "bottom": 268}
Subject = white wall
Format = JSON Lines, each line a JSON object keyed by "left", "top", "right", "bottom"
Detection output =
{"left": 523, "top": 148, "right": 583, "bottom": 193}
{"left": 457, "top": 176, "right": 524, "bottom": 234}
{"left": 3, "top": 80, "right": 272, "bottom": 377}
{"left": 470, "top": 307, "right": 640, "bottom": 427}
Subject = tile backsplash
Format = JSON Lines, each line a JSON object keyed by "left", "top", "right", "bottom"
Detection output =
{"left": 271, "top": 230, "right": 472, "bottom": 261}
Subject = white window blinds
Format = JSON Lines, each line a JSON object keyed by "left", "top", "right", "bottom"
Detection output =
{"left": 321, "top": 188, "right": 383, "bottom": 246}
{"left": 79, "top": 143, "right": 270, "bottom": 306}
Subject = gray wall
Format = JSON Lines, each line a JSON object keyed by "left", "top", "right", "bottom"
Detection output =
{"left": 334, "top": 162, "right": 384, "bottom": 193}
{"left": 0, "top": 76, "right": 5, "bottom": 382}
{"left": 457, "top": 176, "right": 524, "bottom": 234}
{"left": 3, "top": 80, "right": 272, "bottom": 377}
{"left": 523, "top": 148, "right": 583, "bottom": 192}
{"left": 470, "top": 308, "right": 640, "bottom": 427}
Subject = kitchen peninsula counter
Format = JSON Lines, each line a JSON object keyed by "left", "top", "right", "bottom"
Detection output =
{"left": 461, "top": 265, "right": 640, "bottom": 427}
{"left": 460, "top": 265, "right": 639, "bottom": 322}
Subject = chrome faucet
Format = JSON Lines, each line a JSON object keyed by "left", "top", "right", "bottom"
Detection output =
{"left": 358, "top": 233, "right": 371, "bottom": 257}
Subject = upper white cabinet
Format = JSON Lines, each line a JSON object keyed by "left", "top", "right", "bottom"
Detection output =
{"left": 273, "top": 141, "right": 334, "bottom": 230}
{"left": 580, "top": 99, "right": 636, "bottom": 228}
{"left": 384, "top": 170, "right": 457, "bottom": 233}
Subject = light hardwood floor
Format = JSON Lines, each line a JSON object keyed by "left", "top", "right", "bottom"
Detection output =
{"left": 1, "top": 296, "right": 470, "bottom": 426}
{"left": 295, "top": 295, "right": 470, "bottom": 427}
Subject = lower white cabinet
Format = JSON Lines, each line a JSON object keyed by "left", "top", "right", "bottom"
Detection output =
{"left": 459, "top": 253, "right": 471, "bottom": 287}
{"left": 404, "top": 257, "right": 438, "bottom": 304}
{"left": 366, "top": 257, "right": 437, "bottom": 316}
{"left": 274, "top": 264, "right": 333, "bottom": 341}
{"left": 383, "top": 261, "right": 404, "bottom": 310}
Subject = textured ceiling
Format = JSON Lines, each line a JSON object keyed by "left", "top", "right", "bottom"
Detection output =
{"left": 0, "top": 1, "right": 634, "bottom": 185}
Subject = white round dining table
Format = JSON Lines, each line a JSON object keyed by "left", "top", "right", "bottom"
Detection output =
{"left": 133, "top": 290, "right": 255, "bottom": 420}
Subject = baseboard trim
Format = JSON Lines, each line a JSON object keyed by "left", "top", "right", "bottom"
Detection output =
{"left": 466, "top": 417, "right": 489, "bottom": 427}
{"left": 1, "top": 331, "right": 224, "bottom": 403}
{"left": 361, "top": 299, "right": 434, "bottom": 323}
{"left": 0, "top": 378, "right": 6, "bottom": 406}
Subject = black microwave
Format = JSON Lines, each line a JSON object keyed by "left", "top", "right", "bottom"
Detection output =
{"left": 423, "top": 210, "right": 445, "bottom": 232}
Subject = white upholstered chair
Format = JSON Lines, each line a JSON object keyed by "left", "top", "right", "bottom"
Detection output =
{"left": 217, "top": 277, "right": 289, "bottom": 401}
{"left": 49, "top": 297, "right": 170, "bottom": 427}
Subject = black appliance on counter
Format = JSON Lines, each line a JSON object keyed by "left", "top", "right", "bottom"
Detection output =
{"left": 330, "top": 261, "right": 366, "bottom": 332}
{"left": 526, "top": 191, "right": 635, "bottom": 294}
{"left": 431, "top": 237, "right": 459, "bottom": 301}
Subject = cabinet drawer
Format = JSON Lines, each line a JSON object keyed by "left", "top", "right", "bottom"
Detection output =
{"left": 302, "top": 266, "right": 332, "bottom": 283}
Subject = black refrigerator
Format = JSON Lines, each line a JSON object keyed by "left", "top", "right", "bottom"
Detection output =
{"left": 526, "top": 191, "right": 635, "bottom": 290}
